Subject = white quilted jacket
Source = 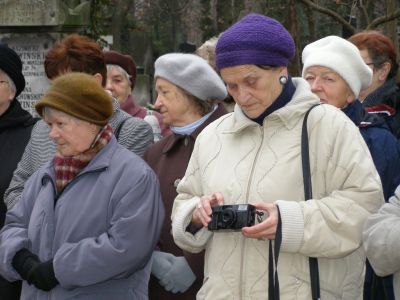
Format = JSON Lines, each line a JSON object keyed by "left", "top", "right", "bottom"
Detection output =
{"left": 172, "top": 78, "right": 384, "bottom": 300}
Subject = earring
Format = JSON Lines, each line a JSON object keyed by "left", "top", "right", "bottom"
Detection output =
{"left": 279, "top": 76, "right": 288, "bottom": 85}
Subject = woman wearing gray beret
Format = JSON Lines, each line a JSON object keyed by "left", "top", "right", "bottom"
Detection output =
{"left": 143, "top": 53, "right": 228, "bottom": 300}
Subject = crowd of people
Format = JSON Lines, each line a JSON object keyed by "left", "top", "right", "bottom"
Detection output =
{"left": 0, "top": 12, "right": 399, "bottom": 300}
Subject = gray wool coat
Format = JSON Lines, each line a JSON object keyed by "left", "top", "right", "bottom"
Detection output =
{"left": 0, "top": 137, "right": 164, "bottom": 299}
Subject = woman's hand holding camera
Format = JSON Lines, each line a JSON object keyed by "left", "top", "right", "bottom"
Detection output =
{"left": 192, "top": 192, "right": 224, "bottom": 227}
{"left": 242, "top": 202, "right": 279, "bottom": 240}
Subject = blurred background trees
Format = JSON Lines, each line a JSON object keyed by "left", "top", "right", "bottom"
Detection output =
{"left": 87, "top": 0, "right": 400, "bottom": 76}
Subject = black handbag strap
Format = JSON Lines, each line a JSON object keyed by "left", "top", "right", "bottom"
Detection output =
{"left": 301, "top": 104, "right": 321, "bottom": 300}
{"left": 268, "top": 104, "right": 320, "bottom": 300}
{"left": 115, "top": 117, "right": 129, "bottom": 139}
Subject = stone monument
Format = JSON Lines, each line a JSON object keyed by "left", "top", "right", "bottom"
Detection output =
{"left": 0, "top": 0, "right": 90, "bottom": 116}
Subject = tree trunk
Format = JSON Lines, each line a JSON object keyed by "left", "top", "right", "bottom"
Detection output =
{"left": 385, "top": 0, "right": 399, "bottom": 59}
{"left": 110, "top": 0, "right": 133, "bottom": 51}
{"left": 288, "top": 0, "right": 301, "bottom": 76}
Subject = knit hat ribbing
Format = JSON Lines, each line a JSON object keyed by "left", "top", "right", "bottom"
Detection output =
{"left": 103, "top": 50, "right": 137, "bottom": 89}
{"left": 302, "top": 36, "right": 372, "bottom": 98}
{"left": 216, "top": 13, "right": 295, "bottom": 70}
{"left": 36, "top": 72, "right": 113, "bottom": 125}
{"left": 154, "top": 53, "right": 227, "bottom": 101}
{"left": 0, "top": 44, "right": 25, "bottom": 97}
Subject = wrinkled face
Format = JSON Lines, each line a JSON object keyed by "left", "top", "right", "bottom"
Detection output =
{"left": 105, "top": 66, "right": 131, "bottom": 104}
{"left": 44, "top": 108, "right": 100, "bottom": 157}
{"left": 304, "top": 66, "right": 355, "bottom": 108}
{"left": 220, "top": 64, "right": 284, "bottom": 118}
{"left": 0, "top": 72, "right": 15, "bottom": 115}
{"left": 358, "top": 49, "right": 388, "bottom": 101}
{"left": 154, "top": 77, "right": 202, "bottom": 126}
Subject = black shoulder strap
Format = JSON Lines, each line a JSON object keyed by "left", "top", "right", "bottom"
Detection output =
{"left": 268, "top": 104, "right": 320, "bottom": 300}
{"left": 301, "top": 104, "right": 321, "bottom": 300}
{"left": 115, "top": 117, "right": 129, "bottom": 139}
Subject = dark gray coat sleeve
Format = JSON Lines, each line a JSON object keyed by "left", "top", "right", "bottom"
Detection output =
{"left": 117, "top": 117, "right": 154, "bottom": 157}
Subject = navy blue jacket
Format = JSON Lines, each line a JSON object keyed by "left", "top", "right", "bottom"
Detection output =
{"left": 343, "top": 100, "right": 400, "bottom": 201}
{"left": 343, "top": 100, "right": 398, "bottom": 300}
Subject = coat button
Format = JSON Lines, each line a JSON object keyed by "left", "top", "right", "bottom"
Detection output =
{"left": 174, "top": 179, "right": 181, "bottom": 188}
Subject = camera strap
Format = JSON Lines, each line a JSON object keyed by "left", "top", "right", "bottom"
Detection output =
{"left": 268, "top": 207, "right": 282, "bottom": 300}
{"left": 301, "top": 104, "right": 321, "bottom": 300}
{"left": 267, "top": 104, "right": 320, "bottom": 300}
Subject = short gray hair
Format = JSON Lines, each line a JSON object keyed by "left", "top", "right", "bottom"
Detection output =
{"left": 106, "top": 64, "right": 132, "bottom": 87}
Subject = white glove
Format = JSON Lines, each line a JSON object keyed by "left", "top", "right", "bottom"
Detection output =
{"left": 159, "top": 255, "right": 196, "bottom": 294}
{"left": 151, "top": 251, "right": 173, "bottom": 280}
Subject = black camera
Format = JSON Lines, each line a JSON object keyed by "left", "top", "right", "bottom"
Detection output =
{"left": 208, "top": 204, "right": 256, "bottom": 231}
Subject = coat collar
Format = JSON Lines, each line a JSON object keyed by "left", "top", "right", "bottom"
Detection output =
{"left": 42, "top": 136, "right": 118, "bottom": 181}
{"left": 224, "top": 78, "right": 320, "bottom": 134}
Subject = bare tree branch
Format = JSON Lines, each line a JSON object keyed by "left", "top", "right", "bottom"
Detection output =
{"left": 300, "top": 0, "right": 356, "bottom": 34}
{"left": 367, "top": 9, "right": 400, "bottom": 29}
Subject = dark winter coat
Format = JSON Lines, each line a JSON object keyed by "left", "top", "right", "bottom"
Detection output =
{"left": 0, "top": 99, "right": 36, "bottom": 300}
{"left": 343, "top": 100, "right": 400, "bottom": 201}
{"left": 0, "top": 100, "right": 36, "bottom": 226}
{"left": 343, "top": 100, "right": 399, "bottom": 300}
{"left": 362, "top": 77, "right": 400, "bottom": 139}
{"left": 143, "top": 103, "right": 227, "bottom": 300}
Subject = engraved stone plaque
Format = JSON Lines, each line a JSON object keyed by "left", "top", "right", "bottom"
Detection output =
{"left": 0, "top": 0, "right": 60, "bottom": 26}
{"left": 0, "top": 33, "right": 60, "bottom": 116}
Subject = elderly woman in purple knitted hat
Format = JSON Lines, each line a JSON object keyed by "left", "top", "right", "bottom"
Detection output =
{"left": 170, "top": 13, "right": 383, "bottom": 300}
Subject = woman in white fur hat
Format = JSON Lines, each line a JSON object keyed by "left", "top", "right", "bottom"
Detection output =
{"left": 302, "top": 35, "right": 400, "bottom": 300}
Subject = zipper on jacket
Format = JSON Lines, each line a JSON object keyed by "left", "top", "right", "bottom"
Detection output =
{"left": 42, "top": 167, "right": 107, "bottom": 208}
{"left": 239, "top": 125, "right": 265, "bottom": 300}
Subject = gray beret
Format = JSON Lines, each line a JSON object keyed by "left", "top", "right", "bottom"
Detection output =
{"left": 154, "top": 53, "right": 227, "bottom": 101}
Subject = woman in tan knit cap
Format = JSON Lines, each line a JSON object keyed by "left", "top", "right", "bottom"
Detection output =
{"left": 0, "top": 72, "right": 164, "bottom": 300}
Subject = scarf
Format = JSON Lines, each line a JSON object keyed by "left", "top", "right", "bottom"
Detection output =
{"left": 170, "top": 104, "right": 218, "bottom": 135}
{"left": 53, "top": 124, "right": 113, "bottom": 193}
{"left": 250, "top": 76, "right": 295, "bottom": 125}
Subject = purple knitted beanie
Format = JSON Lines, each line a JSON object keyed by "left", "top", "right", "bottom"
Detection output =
{"left": 216, "top": 13, "right": 295, "bottom": 70}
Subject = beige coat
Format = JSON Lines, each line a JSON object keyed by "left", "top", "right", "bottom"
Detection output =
{"left": 363, "top": 185, "right": 400, "bottom": 299}
{"left": 171, "top": 78, "right": 384, "bottom": 300}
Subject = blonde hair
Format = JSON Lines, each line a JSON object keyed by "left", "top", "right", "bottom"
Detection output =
{"left": 196, "top": 36, "right": 219, "bottom": 71}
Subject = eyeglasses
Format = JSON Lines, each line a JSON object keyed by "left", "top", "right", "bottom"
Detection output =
{"left": 365, "top": 62, "right": 375, "bottom": 66}
{"left": 0, "top": 80, "right": 9, "bottom": 85}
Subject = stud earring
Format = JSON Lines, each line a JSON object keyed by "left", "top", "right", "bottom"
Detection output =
{"left": 279, "top": 76, "right": 288, "bottom": 85}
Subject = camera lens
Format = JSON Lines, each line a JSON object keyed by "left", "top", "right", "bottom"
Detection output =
{"left": 221, "top": 208, "right": 237, "bottom": 227}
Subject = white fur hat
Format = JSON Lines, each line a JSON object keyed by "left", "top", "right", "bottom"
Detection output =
{"left": 302, "top": 35, "right": 372, "bottom": 98}
{"left": 154, "top": 53, "right": 227, "bottom": 101}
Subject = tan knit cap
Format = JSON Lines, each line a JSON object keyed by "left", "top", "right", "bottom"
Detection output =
{"left": 36, "top": 72, "right": 113, "bottom": 125}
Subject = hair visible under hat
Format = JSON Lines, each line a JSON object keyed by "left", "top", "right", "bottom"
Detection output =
{"left": 0, "top": 44, "right": 25, "bottom": 97}
{"left": 36, "top": 72, "right": 113, "bottom": 126}
{"left": 215, "top": 13, "right": 295, "bottom": 70}
{"left": 154, "top": 53, "right": 227, "bottom": 101}
{"left": 302, "top": 35, "right": 372, "bottom": 98}
{"left": 103, "top": 50, "right": 137, "bottom": 89}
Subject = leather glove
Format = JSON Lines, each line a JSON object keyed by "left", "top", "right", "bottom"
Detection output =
{"left": 27, "top": 259, "right": 58, "bottom": 291}
{"left": 151, "top": 251, "right": 173, "bottom": 280}
{"left": 159, "top": 256, "right": 196, "bottom": 294}
{"left": 12, "top": 248, "right": 40, "bottom": 281}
